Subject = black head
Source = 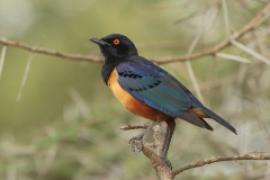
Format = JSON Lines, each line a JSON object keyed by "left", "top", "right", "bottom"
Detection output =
{"left": 90, "top": 34, "right": 138, "bottom": 59}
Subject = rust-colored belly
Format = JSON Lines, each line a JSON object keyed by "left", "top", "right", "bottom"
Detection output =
{"left": 107, "top": 69, "right": 168, "bottom": 121}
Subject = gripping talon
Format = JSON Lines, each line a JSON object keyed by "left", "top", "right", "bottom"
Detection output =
{"left": 128, "top": 134, "right": 144, "bottom": 152}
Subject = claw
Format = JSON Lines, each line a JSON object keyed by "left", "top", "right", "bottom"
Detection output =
{"left": 164, "top": 158, "right": 173, "bottom": 170}
{"left": 127, "top": 122, "right": 156, "bottom": 153}
{"left": 128, "top": 134, "right": 144, "bottom": 152}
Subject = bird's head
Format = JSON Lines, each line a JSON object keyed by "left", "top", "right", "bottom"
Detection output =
{"left": 90, "top": 34, "right": 138, "bottom": 59}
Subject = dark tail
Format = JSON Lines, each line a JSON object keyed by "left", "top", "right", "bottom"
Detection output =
{"left": 180, "top": 112, "right": 213, "bottom": 131}
{"left": 203, "top": 107, "right": 237, "bottom": 134}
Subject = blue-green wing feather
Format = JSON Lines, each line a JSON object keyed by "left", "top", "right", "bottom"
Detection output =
{"left": 116, "top": 57, "right": 193, "bottom": 117}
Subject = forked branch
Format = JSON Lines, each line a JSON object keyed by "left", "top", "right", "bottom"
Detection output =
{"left": 123, "top": 124, "right": 270, "bottom": 180}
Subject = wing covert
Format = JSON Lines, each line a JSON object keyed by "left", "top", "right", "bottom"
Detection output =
{"left": 116, "top": 60, "right": 192, "bottom": 117}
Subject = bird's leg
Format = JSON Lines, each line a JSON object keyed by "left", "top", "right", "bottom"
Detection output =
{"left": 161, "top": 119, "right": 176, "bottom": 159}
{"left": 150, "top": 119, "right": 175, "bottom": 169}
{"left": 128, "top": 122, "right": 155, "bottom": 152}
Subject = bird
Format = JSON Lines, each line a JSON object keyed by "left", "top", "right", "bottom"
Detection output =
{"left": 90, "top": 33, "right": 237, "bottom": 155}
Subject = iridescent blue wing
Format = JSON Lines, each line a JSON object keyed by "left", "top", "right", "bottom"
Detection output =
{"left": 116, "top": 56, "right": 193, "bottom": 117}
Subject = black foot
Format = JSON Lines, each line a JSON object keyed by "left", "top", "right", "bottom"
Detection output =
{"left": 128, "top": 134, "right": 144, "bottom": 152}
{"left": 163, "top": 158, "right": 173, "bottom": 170}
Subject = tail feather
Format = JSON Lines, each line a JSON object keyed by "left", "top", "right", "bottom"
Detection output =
{"left": 201, "top": 118, "right": 214, "bottom": 131}
{"left": 180, "top": 112, "right": 213, "bottom": 131}
{"left": 203, "top": 107, "right": 237, "bottom": 134}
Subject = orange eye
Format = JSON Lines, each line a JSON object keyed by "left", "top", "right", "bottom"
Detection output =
{"left": 112, "top": 39, "right": 120, "bottom": 45}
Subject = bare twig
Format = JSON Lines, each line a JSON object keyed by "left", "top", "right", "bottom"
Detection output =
{"left": 120, "top": 125, "right": 148, "bottom": 130}
{"left": 0, "top": 38, "right": 103, "bottom": 63}
{"left": 173, "top": 152, "right": 270, "bottom": 177}
{"left": 158, "top": 2, "right": 270, "bottom": 64}
{"left": 216, "top": 52, "right": 252, "bottom": 63}
{"left": 231, "top": 39, "right": 270, "bottom": 65}
{"left": 0, "top": 46, "right": 7, "bottom": 79}
{"left": 16, "top": 54, "right": 33, "bottom": 101}
{"left": 0, "top": 2, "right": 269, "bottom": 65}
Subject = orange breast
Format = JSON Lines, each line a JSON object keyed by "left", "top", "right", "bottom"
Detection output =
{"left": 107, "top": 69, "right": 168, "bottom": 121}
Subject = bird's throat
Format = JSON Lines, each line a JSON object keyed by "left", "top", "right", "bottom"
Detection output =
{"left": 101, "top": 58, "right": 124, "bottom": 84}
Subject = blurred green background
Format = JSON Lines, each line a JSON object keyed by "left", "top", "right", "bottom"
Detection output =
{"left": 0, "top": 0, "right": 270, "bottom": 179}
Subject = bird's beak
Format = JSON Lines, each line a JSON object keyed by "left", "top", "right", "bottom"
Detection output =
{"left": 90, "top": 37, "right": 111, "bottom": 46}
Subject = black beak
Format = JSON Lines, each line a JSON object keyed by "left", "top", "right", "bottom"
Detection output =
{"left": 90, "top": 37, "right": 111, "bottom": 46}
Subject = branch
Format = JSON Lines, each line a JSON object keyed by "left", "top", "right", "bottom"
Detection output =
{"left": 0, "top": 2, "right": 269, "bottom": 65}
{"left": 142, "top": 145, "right": 173, "bottom": 180}
{"left": 125, "top": 122, "right": 174, "bottom": 180}
{"left": 172, "top": 152, "right": 270, "bottom": 177}
{"left": 120, "top": 124, "right": 148, "bottom": 130}
{"left": 157, "top": 1, "right": 270, "bottom": 64}
{"left": 0, "top": 38, "right": 103, "bottom": 63}
{"left": 124, "top": 123, "right": 270, "bottom": 179}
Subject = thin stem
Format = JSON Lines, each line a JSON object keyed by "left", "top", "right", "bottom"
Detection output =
{"left": 120, "top": 125, "right": 148, "bottom": 130}
{"left": 0, "top": 46, "right": 7, "bottom": 79}
{"left": 173, "top": 152, "right": 270, "bottom": 177}
{"left": 16, "top": 54, "right": 33, "bottom": 101}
